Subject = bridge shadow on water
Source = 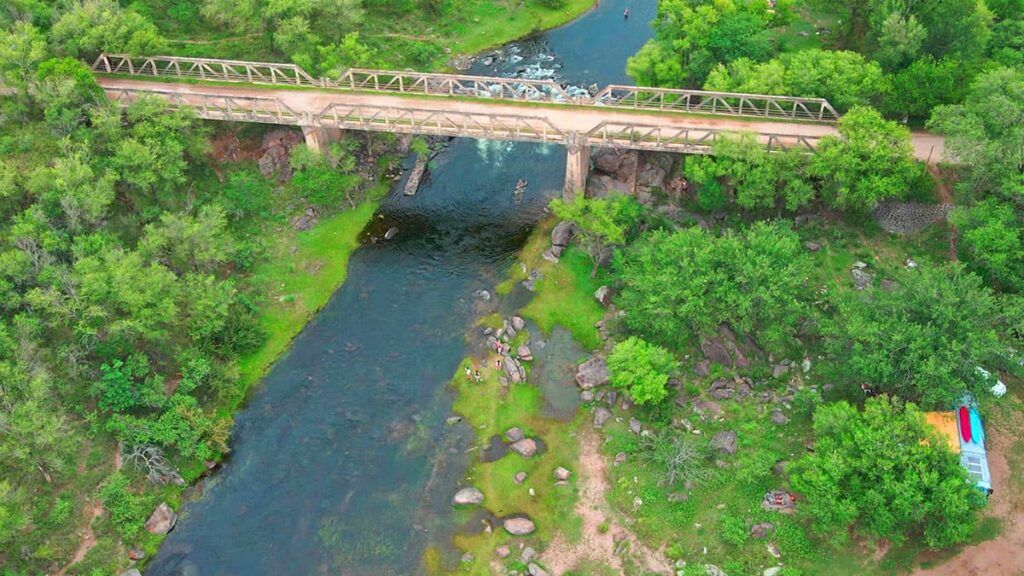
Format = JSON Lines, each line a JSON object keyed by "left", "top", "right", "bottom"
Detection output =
{"left": 147, "top": 0, "right": 656, "bottom": 572}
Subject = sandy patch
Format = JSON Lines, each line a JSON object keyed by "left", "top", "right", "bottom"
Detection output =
{"left": 540, "top": 428, "right": 674, "bottom": 575}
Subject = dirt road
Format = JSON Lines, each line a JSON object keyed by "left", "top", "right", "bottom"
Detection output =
{"left": 96, "top": 77, "right": 944, "bottom": 162}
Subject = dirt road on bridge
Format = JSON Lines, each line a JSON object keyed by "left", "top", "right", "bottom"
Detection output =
{"left": 96, "top": 77, "right": 945, "bottom": 161}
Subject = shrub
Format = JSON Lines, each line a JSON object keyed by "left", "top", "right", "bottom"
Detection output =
{"left": 607, "top": 337, "right": 678, "bottom": 405}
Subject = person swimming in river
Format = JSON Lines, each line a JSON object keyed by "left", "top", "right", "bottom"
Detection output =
{"left": 514, "top": 178, "right": 527, "bottom": 197}
{"left": 623, "top": 8, "right": 629, "bottom": 19}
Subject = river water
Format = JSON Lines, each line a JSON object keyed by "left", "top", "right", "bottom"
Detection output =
{"left": 148, "top": 1, "right": 655, "bottom": 574}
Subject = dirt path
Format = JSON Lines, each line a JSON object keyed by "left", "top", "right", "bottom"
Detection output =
{"left": 913, "top": 426, "right": 1024, "bottom": 576}
{"left": 56, "top": 441, "right": 124, "bottom": 576}
{"left": 540, "top": 429, "right": 674, "bottom": 575}
{"left": 926, "top": 164, "right": 959, "bottom": 262}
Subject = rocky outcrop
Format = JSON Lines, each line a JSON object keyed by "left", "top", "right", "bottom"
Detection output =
{"left": 575, "top": 356, "right": 609, "bottom": 390}
{"left": 144, "top": 502, "right": 177, "bottom": 535}
{"left": 257, "top": 128, "right": 304, "bottom": 181}
{"left": 503, "top": 516, "right": 536, "bottom": 535}
{"left": 593, "top": 406, "right": 612, "bottom": 428}
{"left": 453, "top": 486, "right": 485, "bottom": 505}
{"left": 710, "top": 430, "right": 738, "bottom": 455}
{"left": 510, "top": 438, "right": 538, "bottom": 457}
{"left": 550, "top": 221, "right": 577, "bottom": 258}
{"left": 594, "top": 285, "right": 612, "bottom": 307}
{"left": 503, "top": 355, "right": 527, "bottom": 383}
{"left": 517, "top": 344, "right": 533, "bottom": 362}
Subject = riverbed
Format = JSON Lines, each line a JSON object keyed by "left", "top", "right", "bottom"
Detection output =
{"left": 147, "top": 1, "right": 656, "bottom": 574}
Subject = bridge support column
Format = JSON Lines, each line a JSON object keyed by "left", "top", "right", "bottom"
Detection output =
{"left": 563, "top": 133, "right": 589, "bottom": 201}
{"left": 301, "top": 126, "right": 342, "bottom": 155}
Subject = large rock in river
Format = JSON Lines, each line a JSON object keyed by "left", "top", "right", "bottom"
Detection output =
{"left": 503, "top": 516, "right": 536, "bottom": 535}
{"left": 144, "top": 502, "right": 177, "bottom": 535}
{"left": 453, "top": 486, "right": 485, "bottom": 506}
{"left": 575, "top": 356, "right": 608, "bottom": 390}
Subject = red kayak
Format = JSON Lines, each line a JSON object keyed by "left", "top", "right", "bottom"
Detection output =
{"left": 959, "top": 406, "right": 972, "bottom": 443}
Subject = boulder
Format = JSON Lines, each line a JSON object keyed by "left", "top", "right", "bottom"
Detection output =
{"left": 495, "top": 544, "right": 511, "bottom": 558}
{"left": 453, "top": 487, "right": 485, "bottom": 506}
{"left": 594, "top": 406, "right": 612, "bottom": 428}
{"left": 770, "top": 410, "right": 789, "bottom": 426}
{"left": 613, "top": 452, "right": 627, "bottom": 466}
{"left": 636, "top": 153, "right": 672, "bottom": 189}
{"left": 629, "top": 418, "right": 642, "bottom": 434}
{"left": 503, "top": 516, "right": 536, "bottom": 535}
{"left": 514, "top": 471, "right": 527, "bottom": 484}
{"left": 700, "top": 338, "right": 733, "bottom": 367}
{"left": 522, "top": 546, "right": 536, "bottom": 562}
{"left": 593, "top": 147, "right": 624, "bottom": 174}
{"left": 550, "top": 221, "right": 577, "bottom": 257}
{"left": 852, "top": 267, "right": 874, "bottom": 290}
{"left": 511, "top": 316, "right": 526, "bottom": 331}
{"left": 575, "top": 356, "right": 609, "bottom": 389}
{"left": 804, "top": 241, "right": 822, "bottom": 252}
{"left": 384, "top": 226, "right": 399, "bottom": 240}
{"left": 554, "top": 466, "right": 571, "bottom": 481}
{"left": 517, "top": 345, "right": 533, "bottom": 362}
{"left": 580, "top": 390, "right": 595, "bottom": 402}
{"left": 750, "top": 522, "right": 775, "bottom": 539}
{"left": 692, "top": 399, "right": 723, "bottom": 420}
{"left": 510, "top": 438, "right": 538, "bottom": 457}
{"left": 144, "top": 502, "right": 177, "bottom": 535}
{"left": 710, "top": 431, "right": 738, "bottom": 455}
{"left": 528, "top": 563, "right": 550, "bottom": 576}
{"left": 705, "top": 565, "right": 729, "bottom": 576}
{"left": 594, "top": 285, "right": 612, "bottom": 307}
{"left": 764, "top": 568, "right": 782, "bottom": 576}
{"left": 693, "top": 359, "right": 711, "bottom": 377}
{"left": 587, "top": 173, "right": 631, "bottom": 198}
{"left": 127, "top": 546, "right": 146, "bottom": 561}
{"left": 291, "top": 207, "right": 319, "bottom": 231}
{"left": 772, "top": 363, "right": 789, "bottom": 379}
{"left": 506, "top": 427, "right": 525, "bottom": 442}
{"left": 503, "top": 355, "right": 526, "bottom": 383}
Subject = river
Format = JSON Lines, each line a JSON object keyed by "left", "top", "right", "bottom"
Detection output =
{"left": 147, "top": 1, "right": 656, "bottom": 574}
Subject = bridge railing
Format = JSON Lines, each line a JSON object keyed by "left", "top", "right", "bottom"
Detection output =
{"left": 92, "top": 54, "right": 321, "bottom": 87}
{"left": 585, "top": 121, "right": 821, "bottom": 154}
{"left": 91, "top": 53, "right": 842, "bottom": 123}
{"left": 591, "top": 86, "right": 840, "bottom": 122}
{"left": 103, "top": 87, "right": 305, "bottom": 125}
{"left": 314, "top": 103, "right": 565, "bottom": 144}
{"left": 333, "top": 69, "right": 579, "bottom": 103}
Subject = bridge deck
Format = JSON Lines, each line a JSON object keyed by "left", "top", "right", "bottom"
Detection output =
{"left": 96, "top": 77, "right": 944, "bottom": 161}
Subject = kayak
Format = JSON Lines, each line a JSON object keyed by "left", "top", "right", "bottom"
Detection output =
{"left": 959, "top": 406, "right": 972, "bottom": 444}
{"left": 970, "top": 408, "right": 986, "bottom": 447}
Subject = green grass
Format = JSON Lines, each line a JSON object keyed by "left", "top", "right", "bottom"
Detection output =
{"left": 521, "top": 246, "right": 606, "bottom": 351}
{"left": 233, "top": 199, "right": 379, "bottom": 396}
{"left": 448, "top": 353, "right": 583, "bottom": 575}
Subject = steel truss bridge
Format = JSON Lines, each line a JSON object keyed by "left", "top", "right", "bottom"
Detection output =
{"left": 91, "top": 54, "right": 944, "bottom": 196}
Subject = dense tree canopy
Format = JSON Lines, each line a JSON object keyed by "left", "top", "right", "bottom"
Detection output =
{"left": 807, "top": 106, "right": 917, "bottom": 212}
{"left": 550, "top": 194, "right": 641, "bottom": 276}
{"left": 822, "top": 263, "right": 1011, "bottom": 407}
{"left": 614, "top": 221, "right": 808, "bottom": 353}
{"left": 791, "top": 396, "right": 986, "bottom": 549}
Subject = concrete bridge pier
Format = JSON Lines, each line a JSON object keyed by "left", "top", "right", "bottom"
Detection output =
{"left": 301, "top": 126, "right": 342, "bottom": 155}
{"left": 563, "top": 133, "right": 590, "bottom": 201}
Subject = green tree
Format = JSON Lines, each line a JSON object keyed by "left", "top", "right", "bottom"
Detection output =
{"left": 0, "top": 22, "right": 47, "bottom": 94}
{"left": 881, "top": 57, "right": 967, "bottom": 122}
{"left": 822, "top": 263, "right": 1011, "bottom": 407}
{"left": 33, "top": 57, "right": 104, "bottom": 136}
{"left": 928, "top": 68, "right": 1024, "bottom": 201}
{"left": 49, "top": 0, "right": 167, "bottom": 58}
{"left": 607, "top": 336, "right": 678, "bottom": 405}
{"left": 140, "top": 205, "right": 237, "bottom": 275}
{"left": 950, "top": 199, "right": 1024, "bottom": 291}
{"left": 809, "top": 106, "right": 917, "bottom": 212}
{"left": 712, "top": 134, "right": 814, "bottom": 211}
{"left": 874, "top": 13, "right": 926, "bottom": 70}
{"left": 790, "top": 396, "right": 986, "bottom": 548}
{"left": 614, "top": 221, "right": 808, "bottom": 353}
{"left": 549, "top": 194, "right": 641, "bottom": 276}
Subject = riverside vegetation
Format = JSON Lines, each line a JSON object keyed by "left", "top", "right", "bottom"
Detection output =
{"left": 0, "top": 0, "right": 596, "bottom": 572}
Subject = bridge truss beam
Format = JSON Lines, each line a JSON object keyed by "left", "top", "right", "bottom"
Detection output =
{"left": 91, "top": 53, "right": 841, "bottom": 124}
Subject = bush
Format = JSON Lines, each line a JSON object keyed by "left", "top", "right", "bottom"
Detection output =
{"left": 607, "top": 337, "right": 678, "bottom": 405}
{"left": 99, "top": 473, "right": 145, "bottom": 541}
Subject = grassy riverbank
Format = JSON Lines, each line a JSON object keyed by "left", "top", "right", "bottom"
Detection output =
{"left": 438, "top": 218, "right": 601, "bottom": 574}
{"left": 234, "top": 198, "right": 381, "bottom": 394}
